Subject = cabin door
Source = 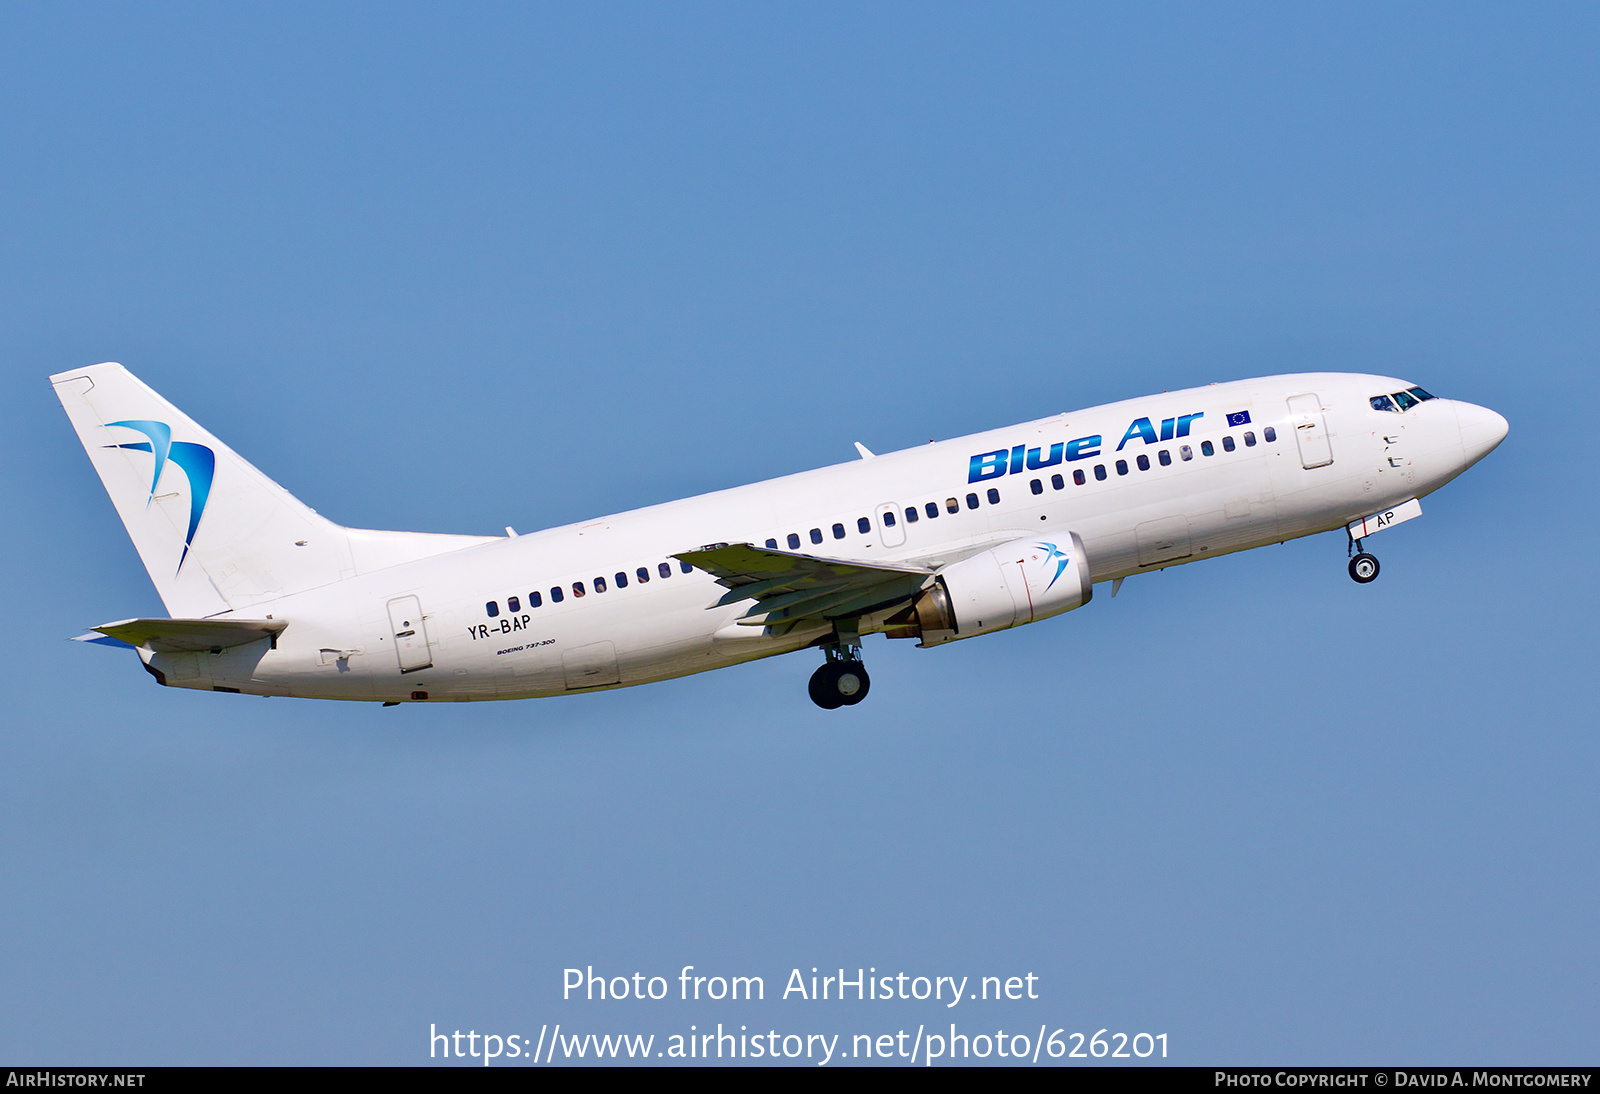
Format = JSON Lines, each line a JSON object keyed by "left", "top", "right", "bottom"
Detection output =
{"left": 387, "top": 595, "right": 433, "bottom": 673}
{"left": 1286, "top": 393, "right": 1334, "bottom": 469}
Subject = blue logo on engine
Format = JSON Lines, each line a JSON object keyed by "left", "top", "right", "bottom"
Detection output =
{"left": 104, "top": 420, "right": 215, "bottom": 573}
{"left": 1035, "top": 541, "right": 1072, "bottom": 590}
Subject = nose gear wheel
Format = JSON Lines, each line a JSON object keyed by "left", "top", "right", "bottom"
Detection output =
{"left": 1346, "top": 533, "right": 1380, "bottom": 584}
{"left": 1348, "top": 552, "right": 1380, "bottom": 583}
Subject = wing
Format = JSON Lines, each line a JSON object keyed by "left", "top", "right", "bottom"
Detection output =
{"left": 673, "top": 543, "right": 932, "bottom": 632}
{"left": 85, "top": 617, "right": 287, "bottom": 653}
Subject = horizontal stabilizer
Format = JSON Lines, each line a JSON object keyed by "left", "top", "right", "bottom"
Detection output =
{"left": 89, "top": 617, "right": 287, "bottom": 653}
{"left": 72, "top": 632, "right": 135, "bottom": 649}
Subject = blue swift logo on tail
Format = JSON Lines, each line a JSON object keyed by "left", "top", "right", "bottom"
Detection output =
{"left": 104, "top": 420, "right": 215, "bottom": 572}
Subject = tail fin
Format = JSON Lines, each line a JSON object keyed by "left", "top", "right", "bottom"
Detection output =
{"left": 52, "top": 363, "right": 497, "bottom": 617}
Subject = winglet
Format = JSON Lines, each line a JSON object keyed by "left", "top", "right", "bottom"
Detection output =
{"left": 854, "top": 442, "right": 875, "bottom": 460}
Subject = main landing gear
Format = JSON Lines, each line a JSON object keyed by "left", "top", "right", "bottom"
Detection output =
{"left": 809, "top": 624, "right": 870, "bottom": 710}
{"left": 1347, "top": 535, "right": 1380, "bottom": 584}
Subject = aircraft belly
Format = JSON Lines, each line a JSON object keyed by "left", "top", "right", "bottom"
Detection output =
{"left": 1272, "top": 460, "right": 1382, "bottom": 537}
{"left": 455, "top": 592, "right": 728, "bottom": 696}
{"left": 1075, "top": 454, "right": 1283, "bottom": 578}
{"left": 1186, "top": 460, "right": 1281, "bottom": 557}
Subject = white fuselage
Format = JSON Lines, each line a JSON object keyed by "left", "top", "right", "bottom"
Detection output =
{"left": 148, "top": 373, "right": 1505, "bottom": 702}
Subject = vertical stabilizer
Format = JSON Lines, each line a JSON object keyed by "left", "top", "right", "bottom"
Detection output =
{"left": 52, "top": 363, "right": 497, "bottom": 617}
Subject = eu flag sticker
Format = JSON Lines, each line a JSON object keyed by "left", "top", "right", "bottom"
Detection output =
{"left": 1226, "top": 410, "right": 1252, "bottom": 427}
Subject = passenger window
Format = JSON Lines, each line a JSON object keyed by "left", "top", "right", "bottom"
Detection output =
{"left": 486, "top": 601, "right": 500, "bottom": 618}
{"left": 1051, "top": 473, "right": 1065, "bottom": 490}
{"left": 594, "top": 576, "right": 607, "bottom": 593}
{"left": 1408, "top": 386, "right": 1435, "bottom": 401}
{"left": 615, "top": 571, "right": 627, "bottom": 589}
{"left": 1030, "top": 478, "right": 1043, "bottom": 495}
{"left": 1094, "top": 464, "right": 1107, "bottom": 481}
{"left": 858, "top": 517, "right": 871, "bottom": 534}
{"left": 1073, "top": 469, "right": 1086, "bottom": 486}
{"left": 507, "top": 596, "right": 520, "bottom": 612}
{"left": 550, "top": 586, "right": 564, "bottom": 603}
{"left": 1201, "top": 440, "right": 1215, "bottom": 456}
{"left": 658, "top": 562, "right": 671, "bottom": 578}
{"left": 925, "top": 502, "right": 939, "bottom": 519}
{"left": 636, "top": 567, "right": 650, "bottom": 584}
{"left": 883, "top": 510, "right": 897, "bottom": 527}
{"left": 1158, "top": 449, "right": 1172, "bottom": 466}
{"left": 787, "top": 533, "right": 801, "bottom": 549}
{"left": 573, "top": 581, "right": 586, "bottom": 598}
{"left": 986, "top": 488, "right": 1000, "bottom": 504}
{"left": 903, "top": 507, "right": 918, "bottom": 523}
{"left": 530, "top": 590, "right": 542, "bottom": 607}
{"left": 1243, "top": 431, "right": 1256, "bottom": 446}
{"left": 1179, "top": 445, "right": 1193, "bottom": 461}
{"left": 680, "top": 560, "right": 692, "bottom": 573}
{"left": 1264, "top": 426, "right": 1277, "bottom": 442}
{"left": 1392, "top": 390, "right": 1418, "bottom": 410}
{"left": 1222, "top": 435, "right": 1236, "bottom": 452}
{"left": 1115, "top": 459, "right": 1128, "bottom": 475}
{"left": 765, "top": 538, "right": 777, "bottom": 549}
{"left": 1370, "top": 394, "right": 1398, "bottom": 412}
{"left": 966, "top": 493, "right": 979, "bottom": 509}
{"left": 810, "top": 527, "right": 824, "bottom": 543}
{"left": 1136, "top": 454, "right": 1150, "bottom": 471}
{"left": 945, "top": 497, "right": 959, "bottom": 514}
{"left": 833, "top": 523, "right": 846, "bottom": 538}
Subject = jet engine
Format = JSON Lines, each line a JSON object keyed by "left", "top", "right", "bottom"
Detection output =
{"left": 886, "top": 531, "right": 1092, "bottom": 646}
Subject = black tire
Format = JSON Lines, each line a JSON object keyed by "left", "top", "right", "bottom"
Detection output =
{"left": 808, "top": 661, "right": 870, "bottom": 709}
{"left": 808, "top": 663, "right": 846, "bottom": 709}
{"left": 1348, "top": 552, "right": 1380, "bottom": 584}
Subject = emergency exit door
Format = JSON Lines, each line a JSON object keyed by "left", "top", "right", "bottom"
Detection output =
{"left": 875, "top": 503, "right": 906, "bottom": 548}
{"left": 387, "top": 595, "right": 433, "bottom": 673}
{"left": 1286, "top": 393, "right": 1334, "bottom": 469}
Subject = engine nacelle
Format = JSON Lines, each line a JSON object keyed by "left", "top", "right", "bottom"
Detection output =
{"left": 898, "top": 532, "right": 1092, "bottom": 646}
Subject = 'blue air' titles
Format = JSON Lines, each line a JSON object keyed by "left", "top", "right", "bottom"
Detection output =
{"left": 968, "top": 413, "right": 1204, "bottom": 483}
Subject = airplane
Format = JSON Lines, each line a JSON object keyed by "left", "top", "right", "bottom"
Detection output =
{"left": 54, "top": 363, "right": 1507, "bottom": 710}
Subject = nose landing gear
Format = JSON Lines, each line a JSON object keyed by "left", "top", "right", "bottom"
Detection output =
{"left": 809, "top": 624, "right": 870, "bottom": 709}
{"left": 1347, "top": 534, "right": 1380, "bottom": 584}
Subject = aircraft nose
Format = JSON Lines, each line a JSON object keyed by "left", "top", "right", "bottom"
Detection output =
{"left": 1454, "top": 400, "right": 1509, "bottom": 466}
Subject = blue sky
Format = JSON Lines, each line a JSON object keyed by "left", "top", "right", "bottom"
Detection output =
{"left": 2, "top": 2, "right": 1596, "bottom": 1064}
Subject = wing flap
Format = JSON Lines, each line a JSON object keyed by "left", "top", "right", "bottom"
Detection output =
{"left": 739, "top": 575, "right": 929, "bottom": 626}
{"left": 674, "top": 543, "right": 932, "bottom": 627}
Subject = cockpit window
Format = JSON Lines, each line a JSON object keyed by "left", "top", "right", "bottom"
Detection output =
{"left": 1372, "top": 386, "right": 1438, "bottom": 412}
